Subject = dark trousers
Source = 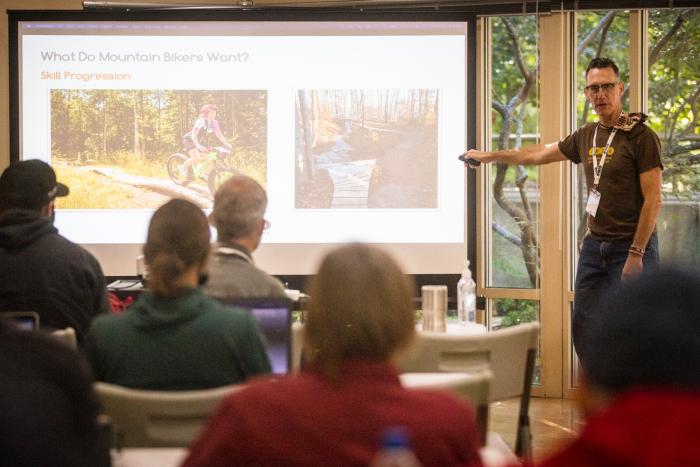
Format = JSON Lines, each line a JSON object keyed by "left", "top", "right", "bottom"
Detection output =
{"left": 572, "top": 234, "right": 659, "bottom": 369}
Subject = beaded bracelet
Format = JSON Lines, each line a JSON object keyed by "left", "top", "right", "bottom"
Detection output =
{"left": 628, "top": 245, "right": 645, "bottom": 256}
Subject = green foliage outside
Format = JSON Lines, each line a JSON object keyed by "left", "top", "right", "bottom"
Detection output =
{"left": 489, "top": 16, "right": 541, "bottom": 289}
{"left": 494, "top": 299, "right": 538, "bottom": 328}
{"left": 490, "top": 16, "right": 540, "bottom": 141}
{"left": 647, "top": 10, "right": 700, "bottom": 198}
{"left": 648, "top": 10, "right": 700, "bottom": 268}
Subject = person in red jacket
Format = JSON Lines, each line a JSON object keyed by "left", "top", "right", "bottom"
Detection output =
{"left": 537, "top": 267, "right": 700, "bottom": 467}
{"left": 183, "top": 243, "right": 483, "bottom": 467}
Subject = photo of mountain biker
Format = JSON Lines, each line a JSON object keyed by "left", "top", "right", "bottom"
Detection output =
{"left": 180, "top": 104, "right": 231, "bottom": 175}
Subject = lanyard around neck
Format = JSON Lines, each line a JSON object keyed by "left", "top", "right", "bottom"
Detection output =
{"left": 591, "top": 124, "right": 618, "bottom": 188}
{"left": 216, "top": 246, "right": 253, "bottom": 264}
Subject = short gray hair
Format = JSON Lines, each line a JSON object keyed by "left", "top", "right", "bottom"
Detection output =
{"left": 212, "top": 175, "right": 267, "bottom": 240}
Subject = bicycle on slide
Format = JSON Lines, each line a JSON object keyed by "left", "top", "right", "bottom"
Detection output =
{"left": 167, "top": 146, "right": 240, "bottom": 197}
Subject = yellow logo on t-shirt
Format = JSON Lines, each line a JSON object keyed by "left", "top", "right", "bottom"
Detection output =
{"left": 588, "top": 146, "right": 615, "bottom": 159}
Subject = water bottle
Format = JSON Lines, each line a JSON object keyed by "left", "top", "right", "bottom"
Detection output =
{"left": 457, "top": 260, "right": 476, "bottom": 325}
{"left": 369, "top": 427, "right": 422, "bottom": 467}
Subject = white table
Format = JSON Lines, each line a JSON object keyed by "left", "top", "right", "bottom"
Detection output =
{"left": 417, "top": 322, "right": 487, "bottom": 334}
{"left": 399, "top": 371, "right": 490, "bottom": 391}
{"left": 111, "top": 448, "right": 187, "bottom": 467}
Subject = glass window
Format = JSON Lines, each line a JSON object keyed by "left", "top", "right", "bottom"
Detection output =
{"left": 648, "top": 9, "right": 700, "bottom": 270}
{"left": 487, "top": 16, "right": 540, "bottom": 289}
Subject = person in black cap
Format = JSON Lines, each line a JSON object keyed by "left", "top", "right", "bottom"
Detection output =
{"left": 0, "top": 159, "right": 110, "bottom": 342}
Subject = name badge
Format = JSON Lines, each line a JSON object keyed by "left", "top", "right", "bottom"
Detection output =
{"left": 586, "top": 188, "right": 601, "bottom": 217}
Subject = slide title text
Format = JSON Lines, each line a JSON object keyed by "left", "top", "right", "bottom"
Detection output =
{"left": 40, "top": 50, "right": 250, "bottom": 63}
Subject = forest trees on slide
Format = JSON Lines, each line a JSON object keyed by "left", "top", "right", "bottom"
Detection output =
{"left": 50, "top": 89, "right": 267, "bottom": 182}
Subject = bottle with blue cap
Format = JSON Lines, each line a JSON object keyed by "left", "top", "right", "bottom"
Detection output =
{"left": 369, "top": 426, "right": 422, "bottom": 467}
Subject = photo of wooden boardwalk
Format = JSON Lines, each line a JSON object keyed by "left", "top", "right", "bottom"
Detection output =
{"left": 314, "top": 129, "right": 376, "bottom": 208}
{"left": 295, "top": 89, "right": 438, "bottom": 210}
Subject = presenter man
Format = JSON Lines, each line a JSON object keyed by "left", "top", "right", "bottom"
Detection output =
{"left": 0, "top": 160, "right": 110, "bottom": 341}
{"left": 462, "top": 57, "right": 663, "bottom": 368}
{"left": 204, "top": 174, "right": 287, "bottom": 300}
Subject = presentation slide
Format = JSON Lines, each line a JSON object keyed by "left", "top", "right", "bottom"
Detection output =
{"left": 15, "top": 19, "right": 470, "bottom": 274}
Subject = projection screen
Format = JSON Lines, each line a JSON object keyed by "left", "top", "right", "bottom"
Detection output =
{"left": 10, "top": 10, "right": 476, "bottom": 276}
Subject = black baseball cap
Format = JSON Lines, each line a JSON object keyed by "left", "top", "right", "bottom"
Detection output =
{"left": 0, "top": 160, "right": 69, "bottom": 211}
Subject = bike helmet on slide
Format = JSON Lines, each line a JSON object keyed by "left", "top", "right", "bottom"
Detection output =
{"left": 200, "top": 104, "right": 217, "bottom": 115}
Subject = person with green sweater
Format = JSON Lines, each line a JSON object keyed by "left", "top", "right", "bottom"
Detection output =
{"left": 83, "top": 199, "right": 271, "bottom": 390}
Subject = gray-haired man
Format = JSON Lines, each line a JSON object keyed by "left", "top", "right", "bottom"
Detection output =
{"left": 204, "top": 174, "right": 286, "bottom": 300}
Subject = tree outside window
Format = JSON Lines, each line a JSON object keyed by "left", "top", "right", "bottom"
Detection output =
{"left": 488, "top": 16, "right": 540, "bottom": 290}
{"left": 648, "top": 9, "right": 700, "bottom": 269}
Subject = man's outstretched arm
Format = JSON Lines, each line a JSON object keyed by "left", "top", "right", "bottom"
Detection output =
{"left": 463, "top": 142, "right": 568, "bottom": 166}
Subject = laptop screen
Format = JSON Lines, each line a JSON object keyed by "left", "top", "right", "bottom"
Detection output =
{"left": 223, "top": 298, "right": 292, "bottom": 375}
{"left": 1, "top": 312, "right": 40, "bottom": 331}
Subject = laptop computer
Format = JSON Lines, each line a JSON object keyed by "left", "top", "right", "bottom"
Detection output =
{"left": 1, "top": 311, "right": 40, "bottom": 331}
{"left": 222, "top": 298, "right": 293, "bottom": 375}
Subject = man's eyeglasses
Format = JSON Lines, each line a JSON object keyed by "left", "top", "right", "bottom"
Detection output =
{"left": 584, "top": 82, "right": 619, "bottom": 95}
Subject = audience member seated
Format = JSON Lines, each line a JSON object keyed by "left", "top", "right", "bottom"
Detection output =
{"left": 203, "top": 174, "right": 287, "bottom": 301}
{"left": 0, "top": 318, "right": 110, "bottom": 467}
{"left": 183, "top": 243, "right": 483, "bottom": 467}
{"left": 537, "top": 267, "right": 700, "bottom": 467}
{"left": 83, "top": 198, "right": 271, "bottom": 390}
{"left": 0, "top": 159, "right": 110, "bottom": 342}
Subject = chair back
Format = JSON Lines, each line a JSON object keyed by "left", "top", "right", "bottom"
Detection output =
{"left": 51, "top": 327, "right": 77, "bottom": 350}
{"left": 400, "top": 370, "right": 492, "bottom": 445}
{"left": 399, "top": 322, "right": 540, "bottom": 459}
{"left": 94, "top": 382, "right": 244, "bottom": 447}
{"left": 399, "top": 322, "right": 539, "bottom": 401}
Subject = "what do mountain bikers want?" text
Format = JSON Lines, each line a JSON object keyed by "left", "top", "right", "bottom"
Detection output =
{"left": 40, "top": 51, "right": 250, "bottom": 63}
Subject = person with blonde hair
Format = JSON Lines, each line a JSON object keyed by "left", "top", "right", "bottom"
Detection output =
{"left": 83, "top": 198, "right": 270, "bottom": 390}
{"left": 183, "top": 243, "right": 483, "bottom": 467}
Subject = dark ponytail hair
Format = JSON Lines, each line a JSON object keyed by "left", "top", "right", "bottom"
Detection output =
{"left": 143, "top": 199, "right": 210, "bottom": 298}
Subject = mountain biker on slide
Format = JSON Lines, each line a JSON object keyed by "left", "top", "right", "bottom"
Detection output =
{"left": 180, "top": 104, "right": 231, "bottom": 176}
